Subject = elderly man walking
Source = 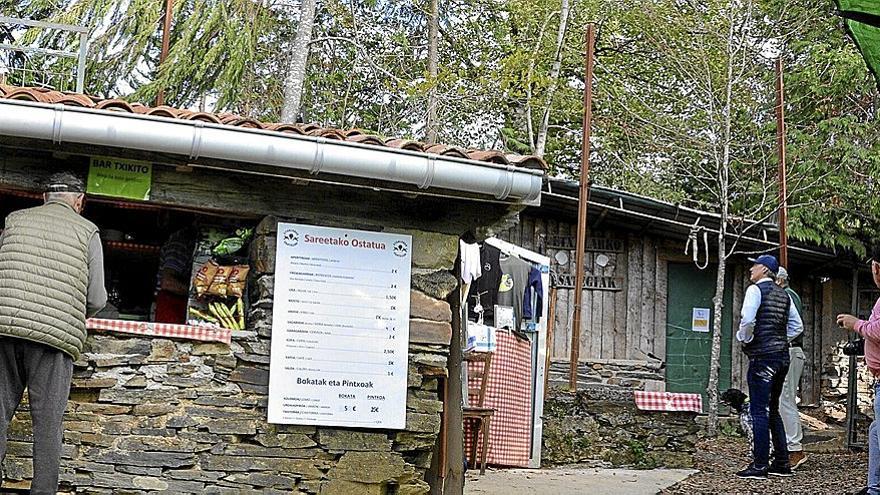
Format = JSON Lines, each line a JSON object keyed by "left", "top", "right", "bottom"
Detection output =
{"left": 0, "top": 172, "right": 107, "bottom": 494}
{"left": 735, "top": 254, "right": 803, "bottom": 480}
{"left": 776, "top": 267, "right": 808, "bottom": 469}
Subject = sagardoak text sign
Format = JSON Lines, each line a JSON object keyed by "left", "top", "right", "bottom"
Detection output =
{"left": 554, "top": 273, "right": 624, "bottom": 292}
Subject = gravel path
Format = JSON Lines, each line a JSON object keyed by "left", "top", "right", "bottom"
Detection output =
{"left": 661, "top": 436, "right": 867, "bottom": 495}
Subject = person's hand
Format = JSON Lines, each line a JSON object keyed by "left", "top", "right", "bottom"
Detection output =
{"left": 837, "top": 314, "right": 859, "bottom": 331}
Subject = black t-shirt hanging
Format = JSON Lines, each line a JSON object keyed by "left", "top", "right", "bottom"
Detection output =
{"left": 466, "top": 244, "right": 501, "bottom": 325}
{"left": 497, "top": 254, "right": 531, "bottom": 330}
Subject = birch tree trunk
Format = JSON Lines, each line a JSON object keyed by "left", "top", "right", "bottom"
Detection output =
{"left": 706, "top": 7, "right": 738, "bottom": 434}
{"left": 534, "top": 0, "right": 571, "bottom": 157}
{"left": 425, "top": 0, "right": 440, "bottom": 144}
{"left": 707, "top": 211, "right": 727, "bottom": 435}
{"left": 280, "top": 0, "right": 319, "bottom": 123}
{"left": 523, "top": 11, "right": 556, "bottom": 152}
{"left": 707, "top": 134, "right": 732, "bottom": 435}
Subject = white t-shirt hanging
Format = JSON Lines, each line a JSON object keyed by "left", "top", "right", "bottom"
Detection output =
{"left": 460, "top": 240, "right": 483, "bottom": 284}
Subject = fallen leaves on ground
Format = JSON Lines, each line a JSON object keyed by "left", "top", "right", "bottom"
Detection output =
{"left": 661, "top": 436, "right": 866, "bottom": 495}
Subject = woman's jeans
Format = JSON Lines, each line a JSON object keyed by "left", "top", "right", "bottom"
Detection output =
{"left": 868, "top": 382, "right": 880, "bottom": 494}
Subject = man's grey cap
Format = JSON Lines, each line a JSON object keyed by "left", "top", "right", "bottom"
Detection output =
{"left": 45, "top": 172, "right": 85, "bottom": 193}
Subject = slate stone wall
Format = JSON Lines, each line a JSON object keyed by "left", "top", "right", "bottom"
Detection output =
{"left": 547, "top": 359, "right": 665, "bottom": 391}
{"left": 2, "top": 216, "right": 458, "bottom": 494}
{"left": 541, "top": 387, "right": 725, "bottom": 469}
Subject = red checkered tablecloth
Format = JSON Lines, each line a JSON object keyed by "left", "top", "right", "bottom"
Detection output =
{"left": 87, "top": 318, "right": 232, "bottom": 345}
{"left": 634, "top": 391, "right": 703, "bottom": 413}
{"left": 464, "top": 330, "right": 532, "bottom": 468}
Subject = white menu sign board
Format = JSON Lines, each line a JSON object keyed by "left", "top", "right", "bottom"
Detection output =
{"left": 267, "top": 223, "right": 412, "bottom": 429}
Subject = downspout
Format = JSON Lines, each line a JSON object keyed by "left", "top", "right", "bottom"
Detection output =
{"left": 0, "top": 100, "right": 544, "bottom": 204}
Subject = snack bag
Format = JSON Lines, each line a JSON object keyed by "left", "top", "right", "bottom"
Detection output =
{"left": 194, "top": 260, "right": 220, "bottom": 296}
{"left": 207, "top": 265, "right": 231, "bottom": 297}
{"left": 228, "top": 265, "right": 250, "bottom": 298}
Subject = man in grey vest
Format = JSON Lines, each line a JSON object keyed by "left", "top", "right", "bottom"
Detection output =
{"left": 0, "top": 172, "right": 107, "bottom": 494}
{"left": 735, "top": 254, "right": 803, "bottom": 480}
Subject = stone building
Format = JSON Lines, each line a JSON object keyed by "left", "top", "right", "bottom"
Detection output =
{"left": 0, "top": 85, "right": 545, "bottom": 494}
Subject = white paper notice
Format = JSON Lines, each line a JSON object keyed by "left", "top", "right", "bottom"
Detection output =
{"left": 692, "top": 308, "right": 711, "bottom": 333}
{"left": 268, "top": 223, "right": 412, "bottom": 429}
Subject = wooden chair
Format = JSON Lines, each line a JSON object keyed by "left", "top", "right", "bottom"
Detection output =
{"left": 463, "top": 351, "right": 495, "bottom": 475}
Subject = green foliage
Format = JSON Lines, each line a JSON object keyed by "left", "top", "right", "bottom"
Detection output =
{"left": 625, "top": 439, "right": 660, "bottom": 469}
{"left": 7, "top": 0, "right": 280, "bottom": 114}
{"left": 4, "top": 0, "right": 879, "bottom": 251}
{"left": 719, "top": 417, "right": 742, "bottom": 438}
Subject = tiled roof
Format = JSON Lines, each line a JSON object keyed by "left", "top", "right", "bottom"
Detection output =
{"left": 0, "top": 85, "right": 547, "bottom": 170}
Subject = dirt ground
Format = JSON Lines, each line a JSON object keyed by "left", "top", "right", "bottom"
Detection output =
{"left": 661, "top": 436, "right": 867, "bottom": 495}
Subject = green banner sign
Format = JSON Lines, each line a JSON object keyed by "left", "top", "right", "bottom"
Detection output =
{"left": 87, "top": 156, "right": 152, "bottom": 200}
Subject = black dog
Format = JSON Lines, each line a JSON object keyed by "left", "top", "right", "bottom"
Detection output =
{"left": 721, "top": 388, "right": 754, "bottom": 454}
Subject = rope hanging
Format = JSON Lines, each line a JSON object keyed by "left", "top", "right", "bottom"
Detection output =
{"left": 685, "top": 221, "right": 709, "bottom": 270}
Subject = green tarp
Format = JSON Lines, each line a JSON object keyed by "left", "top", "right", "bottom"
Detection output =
{"left": 836, "top": 0, "right": 880, "bottom": 84}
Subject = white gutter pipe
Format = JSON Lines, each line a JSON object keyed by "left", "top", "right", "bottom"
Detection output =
{"left": 0, "top": 99, "right": 543, "bottom": 203}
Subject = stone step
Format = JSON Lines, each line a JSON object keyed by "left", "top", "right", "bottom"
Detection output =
{"left": 803, "top": 429, "right": 847, "bottom": 453}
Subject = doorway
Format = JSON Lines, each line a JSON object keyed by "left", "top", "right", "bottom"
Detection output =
{"left": 665, "top": 262, "right": 733, "bottom": 406}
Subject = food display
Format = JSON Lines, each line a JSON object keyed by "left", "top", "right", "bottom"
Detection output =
{"left": 186, "top": 227, "right": 254, "bottom": 330}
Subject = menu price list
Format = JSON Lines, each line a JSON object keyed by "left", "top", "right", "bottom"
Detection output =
{"left": 267, "top": 223, "right": 412, "bottom": 429}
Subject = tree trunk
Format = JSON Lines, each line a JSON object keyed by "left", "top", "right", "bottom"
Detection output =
{"left": 425, "top": 0, "right": 440, "bottom": 144}
{"left": 706, "top": 226, "right": 726, "bottom": 436}
{"left": 525, "top": 12, "right": 556, "bottom": 153}
{"left": 535, "top": 0, "right": 571, "bottom": 157}
{"left": 280, "top": 0, "right": 319, "bottom": 123}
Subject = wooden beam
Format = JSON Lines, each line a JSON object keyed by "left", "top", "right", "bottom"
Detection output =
{"left": 545, "top": 288, "right": 557, "bottom": 398}
{"left": 0, "top": 148, "right": 519, "bottom": 236}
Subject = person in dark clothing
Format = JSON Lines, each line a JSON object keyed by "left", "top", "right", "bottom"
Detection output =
{"left": 735, "top": 254, "right": 803, "bottom": 480}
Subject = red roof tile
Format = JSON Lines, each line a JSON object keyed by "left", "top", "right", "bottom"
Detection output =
{"left": 0, "top": 84, "right": 548, "bottom": 170}
{"left": 97, "top": 99, "right": 135, "bottom": 112}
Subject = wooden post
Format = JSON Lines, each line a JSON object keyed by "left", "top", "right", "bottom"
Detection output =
{"left": 156, "top": 0, "right": 174, "bottom": 107}
{"left": 775, "top": 57, "right": 788, "bottom": 268}
{"left": 442, "top": 275, "right": 465, "bottom": 494}
{"left": 545, "top": 287, "right": 557, "bottom": 399}
{"left": 569, "top": 23, "right": 596, "bottom": 392}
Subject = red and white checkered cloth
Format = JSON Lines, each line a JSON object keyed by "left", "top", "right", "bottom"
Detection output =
{"left": 87, "top": 318, "right": 231, "bottom": 345}
{"left": 464, "top": 330, "right": 532, "bottom": 468}
{"left": 634, "top": 391, "right": 703, "bottom": 413}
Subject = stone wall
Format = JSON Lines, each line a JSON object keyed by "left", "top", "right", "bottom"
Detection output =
{"left": 547, "top": 359, "right": 665, "bottom": 391}
{"left": 2, "top": 217, "right": 459, "bottom": 494}
{"left": 542, "top": 387, "right": 714, "bottom": 469}
{"left": 820, "top": 346, "right": 875, "bottom": 424}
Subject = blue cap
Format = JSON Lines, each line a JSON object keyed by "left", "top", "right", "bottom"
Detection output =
{"left": 748, "top": 254, "right": 779, "bottom": 274}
